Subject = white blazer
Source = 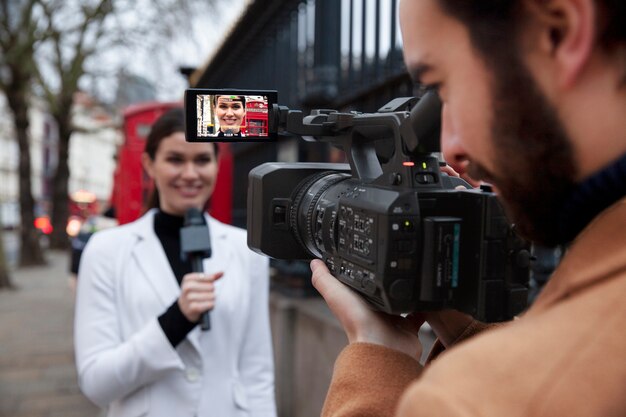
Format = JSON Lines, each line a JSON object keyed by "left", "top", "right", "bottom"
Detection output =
{"left": 74, "top": 210, "right": 276, "bottom": 417}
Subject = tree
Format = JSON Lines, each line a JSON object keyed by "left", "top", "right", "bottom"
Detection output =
{"left": 0, "top": 223, "right": 14, "bottom": 289}
{"left": 35, "top": 0, "right": 219, "bottom": 249}
{"left": 36, "top": 0, "right": 113, "bottom": 249}
{"left": 1, "top": 0, "right": 220, "bottom": 257}
{"left": 0, "top": 0, "right": 47, "bottom": 266}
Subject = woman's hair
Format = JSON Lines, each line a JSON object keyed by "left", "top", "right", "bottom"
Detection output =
{"left": 144, "top": 107, "right": 219, "bottom": 211}
{"left": 213, "top": 95, "right": 246, "bottom": 107}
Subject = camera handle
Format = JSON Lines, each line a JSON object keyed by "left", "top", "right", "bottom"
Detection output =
{"left": 270, "top": 90, "right": 443, "bottom": 187}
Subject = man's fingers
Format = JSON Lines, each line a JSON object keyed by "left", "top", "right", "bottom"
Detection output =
{"left": 310, "top": 259, "right": 354, "bottom": 306}
{"left": 439, "top": 164, "right": 460, "bottom": 177}
{"left": 310, "top": 259, "right": 331, "bottom": 292}
{"left": 310, "top": 258, "right": 373, "bottom": 335}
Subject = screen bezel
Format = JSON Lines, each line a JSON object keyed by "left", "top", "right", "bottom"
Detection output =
{"left": 184, "top": 88, "right": 278, "bottom": 142}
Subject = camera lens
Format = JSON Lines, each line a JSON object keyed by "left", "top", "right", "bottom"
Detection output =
{"left": 289, "top": 171, "right": 352, "bottom": 258}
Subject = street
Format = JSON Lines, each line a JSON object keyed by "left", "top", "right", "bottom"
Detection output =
{"left": 0, "top": 237, "right": 435, "bottom": 417}
{"left": 1, "top": 229, "right": 19, "bottom": 268}
{"left": 0, "top": 249, "right": 101, "bottom": 417}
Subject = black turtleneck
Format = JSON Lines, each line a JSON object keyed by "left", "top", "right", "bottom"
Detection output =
{"left": 154, "top": 211, "right": 192, "bottom": 283}
{"left": 154, "top": 210, "right": 198, "bottom": 348}
{"left": 558, "top": 152, "right": 626, "bottom": 244}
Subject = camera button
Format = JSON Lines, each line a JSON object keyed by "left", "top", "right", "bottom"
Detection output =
{"left": 415, "top": 173, "right": 436, "bottom": 184}
{"left": 363, "top": 278, "right": 376, "bottom": 295}
{"left": 390, "top": 279, "right": 413, "bottom": 300}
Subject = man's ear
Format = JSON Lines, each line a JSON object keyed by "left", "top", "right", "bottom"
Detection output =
{"left": 141, "top": 153, "right": 155, "bottom": 179}
{"left": 526, "top": 0, "right": 595, "bottom": 88}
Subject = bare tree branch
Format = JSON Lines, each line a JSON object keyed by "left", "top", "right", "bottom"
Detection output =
{"left": 0, "top": 0, "right": 48, "bottom": 266}
{"left": 2, "top": 0, "right": 224, "bottom": 252}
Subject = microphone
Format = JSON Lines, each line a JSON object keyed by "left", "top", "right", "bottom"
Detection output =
{"left": 180, "top": 207, "right": 213, "bottom": 331}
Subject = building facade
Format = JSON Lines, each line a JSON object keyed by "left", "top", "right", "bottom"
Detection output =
{"left": 0, "top": 92, "right": 120, "bottom": 229}
{"left": 69, "top": 92, "right": 121, "bottom": 206}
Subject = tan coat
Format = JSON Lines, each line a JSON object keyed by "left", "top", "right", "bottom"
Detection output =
{"left": 322, "top": 197, "right": 626, "bottom": 417}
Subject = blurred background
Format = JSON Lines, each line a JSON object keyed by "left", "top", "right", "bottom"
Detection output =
{"left": 0, "top": 1, "right": 438, "bottom": 416}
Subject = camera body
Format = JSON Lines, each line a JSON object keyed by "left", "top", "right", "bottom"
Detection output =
{"left": 246, "top": 92, "right": 529, "bottom": 322}
{"left": 249, "top": 162, "right": 530, "bottom": 321}
{"left": 184, "top": 88, "right": 530, "bottom": 322}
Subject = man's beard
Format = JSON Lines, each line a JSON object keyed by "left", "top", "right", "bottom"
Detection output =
{"left": 467, "top": 58, "right": 578, "bottom": 246}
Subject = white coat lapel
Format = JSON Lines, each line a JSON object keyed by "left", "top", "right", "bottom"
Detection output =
{"left": 130, "top": 211, "right": 181, "bottom": 309}
{"left": 133, "top": 219, "right": 205, "bottom": 355}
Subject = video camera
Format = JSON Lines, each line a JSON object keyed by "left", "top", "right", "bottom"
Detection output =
{"left": 184, "top": 89, "right": 530, "bottom": 322}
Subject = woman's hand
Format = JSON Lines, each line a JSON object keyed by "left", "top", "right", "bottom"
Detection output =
{"left": 178, "top": 271, "right": 224, "bottom": 322}
{"left": 310, "top": 259, "right": 424, "bottom": 359}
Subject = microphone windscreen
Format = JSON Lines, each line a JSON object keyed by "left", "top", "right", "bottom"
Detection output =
{"left": 184, "top": 207, "right": 206, "bottom": 226}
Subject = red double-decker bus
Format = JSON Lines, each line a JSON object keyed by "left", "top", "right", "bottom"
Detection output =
{"left": 244, "top": 97, "right": 269, "bottom": 136}
{"left": 111, "top": 102, "right": 233, "bottom": 225}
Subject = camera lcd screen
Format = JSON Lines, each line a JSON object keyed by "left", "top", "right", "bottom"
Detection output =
{"left": 184, "top": 89, "right": 278, "bottom": 142}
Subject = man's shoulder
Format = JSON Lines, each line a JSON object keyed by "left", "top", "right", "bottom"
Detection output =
{"left": 410, "top": 273, "right": 626, "bottom": 416}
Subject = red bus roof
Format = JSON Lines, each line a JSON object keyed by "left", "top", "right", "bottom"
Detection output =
{"left": 122, "top": 101, "right": 181, "bottom": 118}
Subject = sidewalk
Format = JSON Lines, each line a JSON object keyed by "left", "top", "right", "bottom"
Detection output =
{"left": 0, "top": 250, "right": 101, "bottom": 417}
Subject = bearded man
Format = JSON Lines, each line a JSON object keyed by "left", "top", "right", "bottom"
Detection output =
{"left": 311, "top": 1, "right": 626, "bottom": 416}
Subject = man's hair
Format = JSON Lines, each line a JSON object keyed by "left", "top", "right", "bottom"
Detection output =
{"left": 437, "top": 0, "right": 626, "bottom": 82}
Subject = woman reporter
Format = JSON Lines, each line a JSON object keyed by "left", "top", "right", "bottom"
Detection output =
{"left": 74, "top": 108, "right": 276, "bottom": 417}
{"left": 215, "top": 95, "right": 246, "bottom": 137}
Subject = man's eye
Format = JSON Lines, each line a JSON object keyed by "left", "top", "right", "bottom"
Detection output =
{"left": 419, "top": 83, "right": 441, "bottom": 94}
{"left": 167, "top": 157, "right": 183, "bottom": 164}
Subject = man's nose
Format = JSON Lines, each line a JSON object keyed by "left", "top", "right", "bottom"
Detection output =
{"left": 440, "top": 105, "right": 469, "bottom": 174}
{"left": 442, "top": 137, "right": 470, "bottom": 174}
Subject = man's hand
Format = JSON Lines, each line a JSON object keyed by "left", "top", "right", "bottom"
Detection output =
{"left": 424, "top": 310, "right": 477, "bottom": 348}
{"left": 310, "top": 259, "right": 424, "bottom": 359}
{"left": 440, "top": 163, "right": 482, "bottom": 188}
{"left": 178, "top": 271, "right": 224, "bottom": 322}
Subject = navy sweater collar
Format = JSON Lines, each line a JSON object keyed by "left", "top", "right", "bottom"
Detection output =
{"left": 557, "top": 152, "right": 626, "bottom": 244}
